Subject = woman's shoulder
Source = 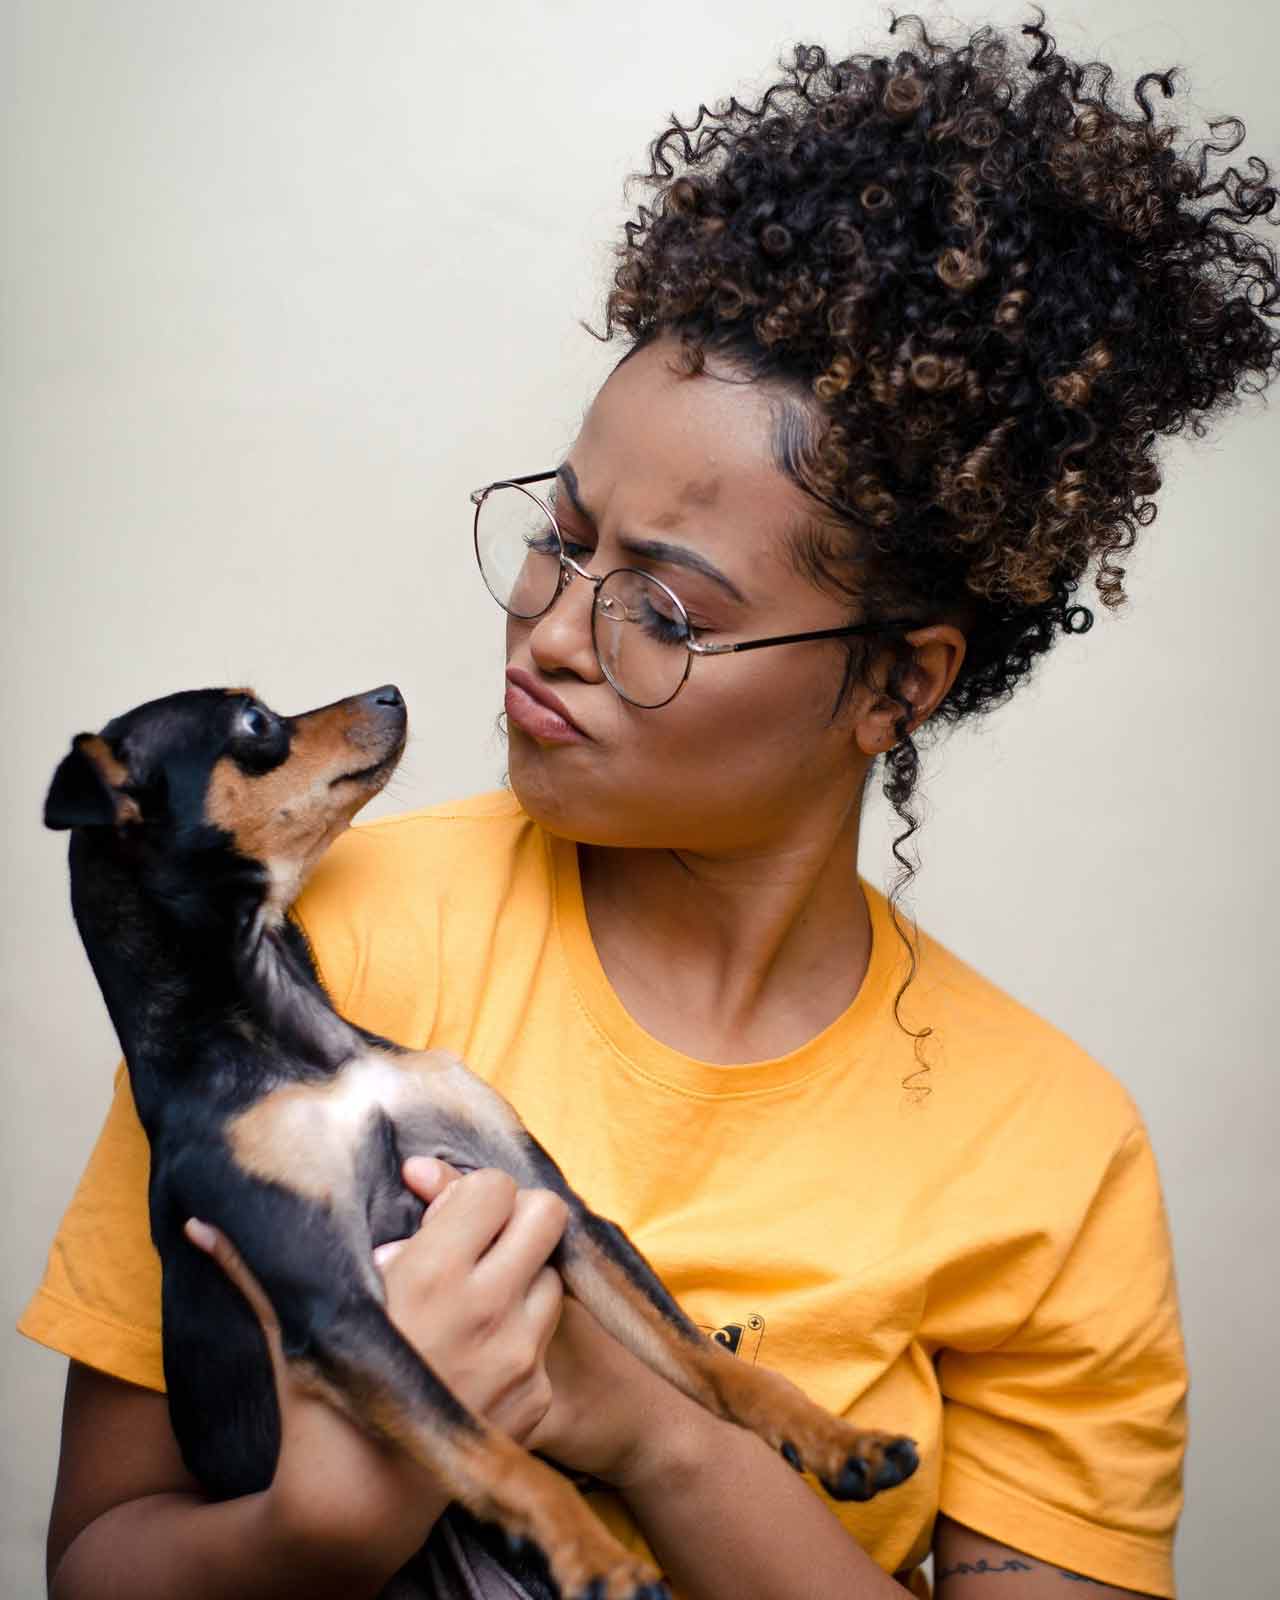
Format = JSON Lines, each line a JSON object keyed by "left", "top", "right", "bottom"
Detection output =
{"left": 300, "top": 788, "right": 536, "bottom": 908}
{"left": 873, "top": 891, "right": 1142, "bottom": 1145}
{"left": 341, "top": 786, "right": 530, "bottom": 846}
{"left": 290, "top": 789, "right": 551, "bottom": 1034}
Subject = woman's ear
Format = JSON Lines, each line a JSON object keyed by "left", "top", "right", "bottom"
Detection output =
{"left": 853, "top": 625, "right": 967, "bottom": 755}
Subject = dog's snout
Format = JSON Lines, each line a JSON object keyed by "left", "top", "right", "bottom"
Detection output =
{"left": 345, "top": 684, "right": 407, "bottom": 766}
{"left": 356, "top": 685, "right": 406, "bottom": 730}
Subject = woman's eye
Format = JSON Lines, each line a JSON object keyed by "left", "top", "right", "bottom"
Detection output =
{"left": 562, "top": 539, "right": 594, "bottom": 562}
{"left": 639, "top": 600, "right": 691, "bottom": 643}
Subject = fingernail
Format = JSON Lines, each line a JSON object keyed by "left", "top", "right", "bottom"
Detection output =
{"left": 185, "top": 1218, "right": 217, "bottom": 1252}
{"left": 405, "top": 1156, "right": 444, "bottom": 1185}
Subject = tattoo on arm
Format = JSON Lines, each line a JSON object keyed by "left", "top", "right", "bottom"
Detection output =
{"left": 936, "top": 1558, "right": 1035, "bottom": 1579}
{"left": 936, "top": 1557, "right": 1109, "bottom": 1585}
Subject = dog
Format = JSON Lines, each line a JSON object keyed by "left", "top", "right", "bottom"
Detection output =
{"left": 45, "top": 682, "right": 919, "bottom": 1599}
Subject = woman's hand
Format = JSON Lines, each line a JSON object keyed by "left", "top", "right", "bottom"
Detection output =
{"left": 387, "top": 1161, "right": 692, "bottom": 1490}
{"left": 523, "top": 1295, "right": 691, "bottom": 1488}
{"left": 373, "top": 1156, "right": 568, "bottom": 1440}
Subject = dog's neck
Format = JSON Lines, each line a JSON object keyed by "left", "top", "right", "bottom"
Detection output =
{"left": 236, "top": 910, "right": 363, "bottom": 1071}
{"left": 68, "top": 831, "right": 362, "bottom": 1093}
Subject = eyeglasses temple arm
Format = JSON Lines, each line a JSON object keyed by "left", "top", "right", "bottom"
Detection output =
{"left": 689, "top": 620, "right": 921, "bottom": 656}
{"left": 470, "top": 470, "right": 560, "bottom": 508}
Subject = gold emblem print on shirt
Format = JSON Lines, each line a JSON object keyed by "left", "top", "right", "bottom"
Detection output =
{"left": 699, "top": 1314, "right": 766, "bottom": 1363}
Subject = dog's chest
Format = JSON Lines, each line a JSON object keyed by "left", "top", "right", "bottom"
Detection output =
{"left": 317, "top": 1054, "right": 417, "bottom": 1130}
{"left": 226, "top": 1051, "right": 433, "bottom": 1201}
{"left": 223, "top": 1047, "right": 516, "bottom": 1204}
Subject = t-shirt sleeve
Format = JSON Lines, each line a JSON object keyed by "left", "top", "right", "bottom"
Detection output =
{"left": 936, "top": 1120, "right": 1187, "bottom": 1597}
{"left": 17, "top": 1065, "right": 165, "bottom": 1391}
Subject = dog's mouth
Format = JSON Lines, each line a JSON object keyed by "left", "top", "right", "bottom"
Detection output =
{"left": 330, "top": 745, "right": 403, "bottom": 789}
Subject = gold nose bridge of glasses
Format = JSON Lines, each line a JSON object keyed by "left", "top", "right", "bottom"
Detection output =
{"left": 527, "top": 544, "right": 675, "bottom": 635}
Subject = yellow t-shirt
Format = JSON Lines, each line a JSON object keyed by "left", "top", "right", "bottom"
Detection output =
{"left": 20, "top": 792, "right": 1186, "bottom": 1596}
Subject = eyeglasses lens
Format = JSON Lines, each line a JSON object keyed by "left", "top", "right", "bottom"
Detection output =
{"left": 475, "top": 484, "right": 562, "bottom": 619}
{"left": 476, "top": 484, "right": 692, "bottom": 708}
{"left": 593, "top": 571, "right": 690, "bottom": 708}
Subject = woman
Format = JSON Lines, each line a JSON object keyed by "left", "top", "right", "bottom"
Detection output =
{"left": 23, "top": 15, "right": 1277, "bottom": 1599}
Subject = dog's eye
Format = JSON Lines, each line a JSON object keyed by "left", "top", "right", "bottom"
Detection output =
{"left": 237, "top": 706, "right": 273, "bottom": 739}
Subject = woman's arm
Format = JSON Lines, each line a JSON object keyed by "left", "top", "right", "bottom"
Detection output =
{"left": 621, "top": 1392, "right": 910, "bottom": 1598}
{"left": 47, "top": 1362, "right": 447, "bottom": 1600}
{"left": 933, "top": 1516, "right": 1163, "bottom": 1598}
{"left": 525, "top": 1297, "right": 909, "bottom": 1600}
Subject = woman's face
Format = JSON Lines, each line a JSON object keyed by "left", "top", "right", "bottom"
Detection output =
{"left": 502, "top": 337, "right": 882, "bottom": 855}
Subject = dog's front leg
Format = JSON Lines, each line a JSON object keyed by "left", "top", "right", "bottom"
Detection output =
{"left": 555, "top": 1211, "right": 919, "bottom": 1504}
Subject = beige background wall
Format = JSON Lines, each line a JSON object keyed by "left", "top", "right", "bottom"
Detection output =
{"left": 3, "top": 2, "right": 1276, "bottom": 1594}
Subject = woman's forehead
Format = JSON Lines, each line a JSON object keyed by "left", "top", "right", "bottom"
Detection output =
{"left": 570, "top": 340, "right": 815, "bottom": 557}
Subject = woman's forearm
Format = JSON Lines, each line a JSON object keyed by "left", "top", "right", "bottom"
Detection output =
{"left": 50, "top": 1482, "right": 452, "bottom": 1600}
{"left": 617, "top": 1401, "right": 907, "bottom": 1600}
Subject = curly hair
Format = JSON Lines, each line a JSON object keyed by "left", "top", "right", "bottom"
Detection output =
{"left": 600, "top": 9, "right": 1278, "bottom": 1017}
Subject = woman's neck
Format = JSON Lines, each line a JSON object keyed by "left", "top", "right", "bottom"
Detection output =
{"left": 576, "top": 793, "right": 872, "bottom": 1065}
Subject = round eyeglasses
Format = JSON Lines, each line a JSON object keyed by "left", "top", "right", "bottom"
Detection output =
{"left": 471, "top": 470, "right": 922, "bottom": 709}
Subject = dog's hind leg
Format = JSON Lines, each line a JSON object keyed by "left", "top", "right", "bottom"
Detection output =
{"left": 555, "top": 1211, "right": 918, "bottom": 1505}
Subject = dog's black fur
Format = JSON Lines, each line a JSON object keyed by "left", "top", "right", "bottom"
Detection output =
{"left": 46, "top": 683, "right": 917, "bottom": 1600}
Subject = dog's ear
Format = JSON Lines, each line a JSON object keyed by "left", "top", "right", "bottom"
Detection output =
{"left": 44, "top": 735, "right": 143, "bottom": 830}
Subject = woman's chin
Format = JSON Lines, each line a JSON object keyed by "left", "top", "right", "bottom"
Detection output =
{"left": 508, "top": 758, "right": 634, "bottom": 849}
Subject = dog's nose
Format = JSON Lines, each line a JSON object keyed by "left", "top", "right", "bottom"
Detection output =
{"left": 352, "top": 685, "right": 407, "bottom": 732}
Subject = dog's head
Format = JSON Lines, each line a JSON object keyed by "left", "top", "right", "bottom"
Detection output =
{"left": 45, "top": 685, "right": 407, "bottom": 922}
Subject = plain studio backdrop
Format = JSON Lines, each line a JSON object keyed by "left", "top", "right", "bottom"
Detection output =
{"left": 3, "top": 1, "right": 1276, "bottom": 1594}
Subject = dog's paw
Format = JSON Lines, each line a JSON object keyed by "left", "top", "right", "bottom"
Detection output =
{"left": 537, "top": 1510, "right": 665, "bottom": 1600}
{"left": 814, "top": 1436, "right": 918, "bottom": 1502}
{"left": 777, "top": 1428, "right": 918, "bottom": 1503}
{"left": 566, "top": 1561, "right": 668, "bottom": 1600}
{"left": 573, "top": 1582, "right": 670, "bottom": 1600}
{"left": 695, "top": 1345, "right": 918, "bottom": 1505}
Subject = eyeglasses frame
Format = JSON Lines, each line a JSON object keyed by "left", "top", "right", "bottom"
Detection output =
{"left": 471, "top": 470, "right": 923, "bottom": 709}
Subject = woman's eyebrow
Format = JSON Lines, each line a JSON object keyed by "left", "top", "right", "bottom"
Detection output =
{"left": 557, "top": 462, "right": 747, "bottom": 603}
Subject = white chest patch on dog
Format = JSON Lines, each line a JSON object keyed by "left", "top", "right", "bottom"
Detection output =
{"left": 225, "top": 1049, "right": 491, "bottom": 1203}
{"left": 325, "top": 1056, "right": 416, "bottom": 1128}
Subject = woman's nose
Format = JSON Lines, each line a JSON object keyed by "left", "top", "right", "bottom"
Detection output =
{"left": 526, "top": 566, "right": 604, "bottom": 682}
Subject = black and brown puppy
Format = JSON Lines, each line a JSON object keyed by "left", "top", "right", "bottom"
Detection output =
{"left": 45, "top": 683, "right": 918, "bottom": 1600}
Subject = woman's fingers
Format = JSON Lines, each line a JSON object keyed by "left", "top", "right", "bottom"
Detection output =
{"left": 372, "top": 1236, "right": 408, "bottom": 1272}
{"left": 387, "top": 1166, "right": 565, "bottom": 1342}
{"left": 385, "top": 1163, "right": 568, "bottom": 1312}
{"left": 372, "top": 1158, "right": 460, "bottom": 1275}
{"left": 524, "top": 1263, "right": 566, "bottom": 1354}
{"left": 403, "top": 1167, "right": 520, "bottom": 1275}
{"left": 400, "top": 1155, "right": 461, "bottom": 1205}
{"left": 475, "top": 1187, "right": 569, "bottom": 1291}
